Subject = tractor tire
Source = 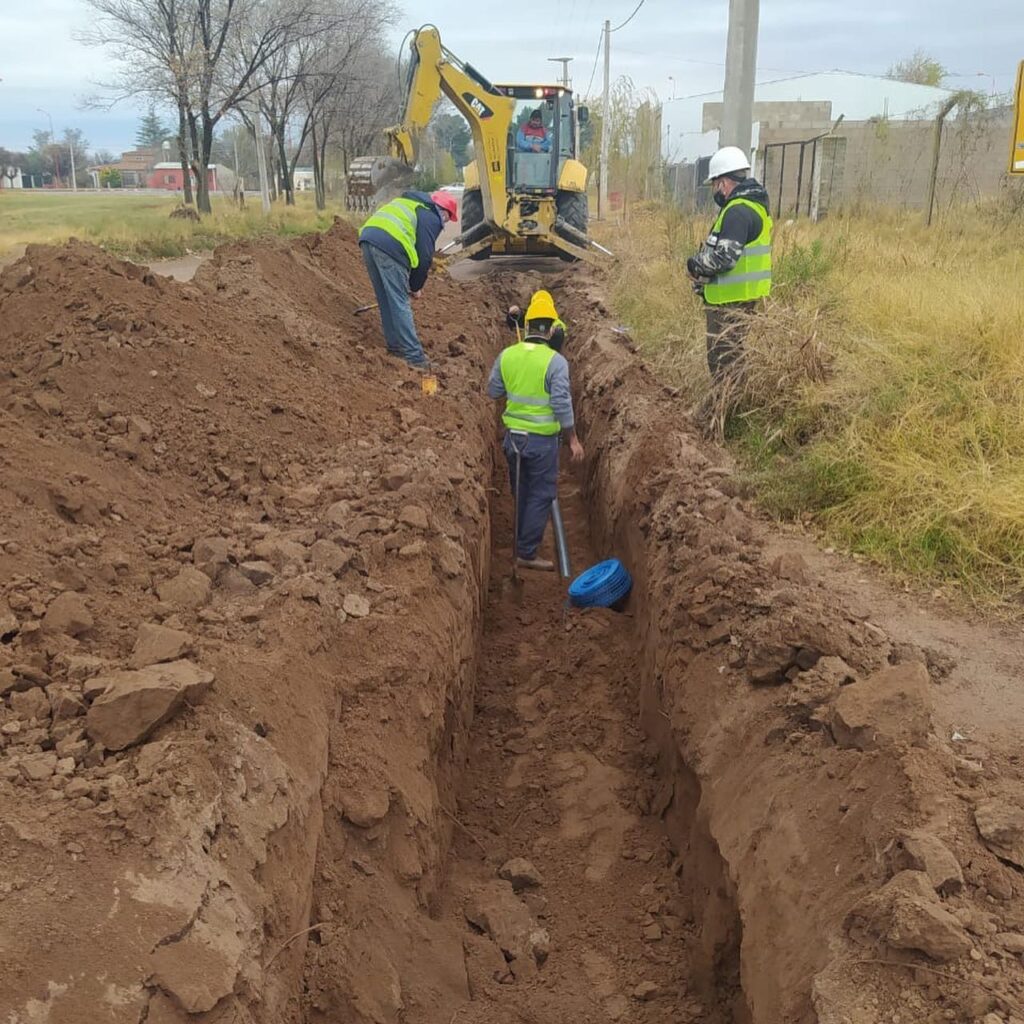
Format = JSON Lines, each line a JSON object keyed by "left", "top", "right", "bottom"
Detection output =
{"left": 460, "top": 188, "right": 484, "bottom": 231}
{"left": 459, "top": 189, "right": 491, "bottom": 260}
{"left": 556, "top": 190, "right": 589, "bottom": 236}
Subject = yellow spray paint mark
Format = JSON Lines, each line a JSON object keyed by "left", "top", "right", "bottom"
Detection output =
{"left": 421, "top": 374, "right": 439, "bottom": 396}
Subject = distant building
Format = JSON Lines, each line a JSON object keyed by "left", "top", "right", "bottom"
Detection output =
{"left": 663, "top": 71, "right": 953, "bottom": 163}
{"left": 147, "top": 162, "right": 225, "bottom": 192}
{"left": 0, "top": 166, "right": 24, "bottom": 189}
{"left": 87, "top": 147, "right": 163, "bottom": 188}
{"left": 293, "top": 167, "right": 315, "bottom": 192}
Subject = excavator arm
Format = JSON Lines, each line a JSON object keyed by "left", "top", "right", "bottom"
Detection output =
{"left": 347, "top": 26, "right": 514, "bottom": 230}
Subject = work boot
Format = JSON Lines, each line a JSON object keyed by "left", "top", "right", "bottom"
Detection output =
{"left": 516, "top": 557, "right": 555, "bottom": 572}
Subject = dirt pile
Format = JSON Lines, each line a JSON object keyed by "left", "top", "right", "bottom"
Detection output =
{"left": 565, "top": 276, "right": 1024, "bottom": 1024}
{"left": 0, "top": 224, "right": 506, "bottom": 1023}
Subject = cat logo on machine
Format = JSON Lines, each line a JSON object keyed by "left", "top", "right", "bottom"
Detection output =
{"left": 464, "top": 93, "right": 494, "bottom": 120}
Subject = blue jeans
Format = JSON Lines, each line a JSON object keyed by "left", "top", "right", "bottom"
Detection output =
{"left": 360, "top": 242, "right": 428, "bottom": 368}
{"left": 504, "top": 431, "right": 560, "bottom": 560}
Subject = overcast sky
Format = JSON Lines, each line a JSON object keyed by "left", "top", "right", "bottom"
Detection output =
{"left": 1, "top": 0, "right": 1021, "bottom": 153}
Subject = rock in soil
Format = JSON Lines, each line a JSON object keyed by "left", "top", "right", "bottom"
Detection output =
{"left": 156, "top": 568, "right": 212, "bottom": 610}
{"left": 0, "top": 598, "right": 18, "bottom": 638}
{"left": 847, "top": 870, "right": 972, "bottom": 962}
{"left": 830, "top": 662, "right": 932, "bottom": 750}
{"left": 17, "top": 751, "right": 59, "bottom": 781}
{"left": 498, "top": 857, "right": 544, "bottom": 891}
{"left": 130, "top": 623, "right": 194, "bottom": 668}
{"left": 342, "top": 593, "right": 370, "bottom": 619}
{"left": 974, "top": 797, "right": 1024, "bottom": 869}
{"left": 465, "top": 882, "right": 546, "bottom": 968}
{"left": 10, "top": 686, "right": 50, "bottom": 722}
{"left": 41, "top": 591, "right": 94, "bottom": 636}
{"left": 633, "top": 981, "right": 661, "bottom": 1002}
{"left": 890, "top": 831, "right": 964, "bottom": 896}
{"left": 85, "top": 659, "right": 214, "bottom": 751}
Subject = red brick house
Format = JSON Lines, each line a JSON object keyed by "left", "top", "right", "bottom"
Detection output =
{"left": 147, "top": 162, "right": 220, "bottom": 192}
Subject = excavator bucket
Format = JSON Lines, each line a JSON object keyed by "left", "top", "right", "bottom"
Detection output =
{"left": 345, "top": 157, "right": 417, "bottom": 212}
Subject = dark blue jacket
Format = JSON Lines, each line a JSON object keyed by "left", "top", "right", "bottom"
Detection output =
{"left": 359, "top": 190, "right": 444, "bottom": 292}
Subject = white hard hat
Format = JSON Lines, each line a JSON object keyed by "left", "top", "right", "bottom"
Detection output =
{"left": 705, "top": 146, "right": 751, "bottom": 184}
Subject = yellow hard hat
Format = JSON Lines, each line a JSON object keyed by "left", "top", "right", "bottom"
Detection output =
{"left": 524, "top": 289, "right": 559, "bottom": 323}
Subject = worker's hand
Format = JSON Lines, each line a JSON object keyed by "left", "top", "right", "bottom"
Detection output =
{"left": 569, "top": 436, "right": 585, "bottom": 463}
{"left": 410, "top": 289, "right": 423, "bottom": 300}
{"left": 686, "top": 256, "right": 701, "bottom": 280}
{"left": 532, "top": 144, "right": 542, "bottom": 153}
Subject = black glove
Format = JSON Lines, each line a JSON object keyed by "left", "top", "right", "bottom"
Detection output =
{"left": 686, "top": 256, "right": 701, "bottom": 278}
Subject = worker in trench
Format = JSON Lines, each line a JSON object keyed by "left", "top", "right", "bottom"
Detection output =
{"left": 686, "top": 146, "right": 774, "bottom": 386}
{"left": 488, "top": 290, "right": 584, "bottom": 571}
{"left": 358, "top": 189, "right": 459, "bottom": 371}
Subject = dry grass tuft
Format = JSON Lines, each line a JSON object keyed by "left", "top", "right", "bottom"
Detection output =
{"left": 594, "top": 195, "right": 1024, "bottom": 601}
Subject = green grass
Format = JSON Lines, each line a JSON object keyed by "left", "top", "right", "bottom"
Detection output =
{"left": 597, "top": 197, "right": 1024, "bottom": 602}
{"left": 0, "top": 191, "right": 345, "bottom": 261}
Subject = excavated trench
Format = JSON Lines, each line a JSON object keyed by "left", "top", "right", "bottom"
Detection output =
{"left": 294, "top": 275, "right": 754, "bottom": 1024}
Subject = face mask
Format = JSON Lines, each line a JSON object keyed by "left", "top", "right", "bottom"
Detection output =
{"left": 713, "top": 188, "right": 728, "bottom": 208}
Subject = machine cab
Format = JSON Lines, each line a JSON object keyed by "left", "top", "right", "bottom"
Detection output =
{"left": 494, "top": 85, "right": 584, "bottom": 193}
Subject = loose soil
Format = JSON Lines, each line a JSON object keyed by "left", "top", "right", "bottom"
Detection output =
{"left": 1, "top": 225, "right": 1023, "bottom": 1024}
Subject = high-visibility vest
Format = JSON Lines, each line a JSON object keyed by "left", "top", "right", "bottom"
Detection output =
{"left": 704, "top": 197, "right": 773, "bottom": 306}
{"left": 360, "top": 197, "right": 424, "bottom": 268}
{"left": 500, "top": 342, "right": 560, "bottom": 436}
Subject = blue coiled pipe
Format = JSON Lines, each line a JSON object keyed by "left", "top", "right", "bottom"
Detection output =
{"left": 568, "top": 558, "right": 633, "bottom": 609}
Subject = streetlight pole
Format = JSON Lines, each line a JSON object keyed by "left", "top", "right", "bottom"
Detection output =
{"left": 37, "top": 107, "right": 57, "bottom": 187}
{"left": 547, "top": 56, "right": 573, "bottom": 90}
{"left": 668, "top": 76, "right": 677, "bottom": 101}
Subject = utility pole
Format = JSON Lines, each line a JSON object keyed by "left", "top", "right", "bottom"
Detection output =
{"left": 547, "top": 56, "right": 573, "bottom": 89}
{"left": 599, "top": 19, "right": 611, "bottom": 220}
{"left": 253, "top": 111, "right": 272, "bottom": 214}
{"left": 720, "top": 0, "right": 759, "bottom": 156}
{"left": 36, "top": 107, "right": 57, "bottom": 187}
{"left": 68, "top": 135, "right": 77, "bottom": 191}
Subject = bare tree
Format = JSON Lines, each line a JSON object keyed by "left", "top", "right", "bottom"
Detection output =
{"left": 320, "top": 45, "right": 402, "bottom": 208}
{"left": 82, "top": 0, "right": 331, "bottom": 214}
{"left": 79, "top": 0, "right": 197, "bottom": 203}
{"left": 247, "top": 0, "right": 395, "bottom": 206}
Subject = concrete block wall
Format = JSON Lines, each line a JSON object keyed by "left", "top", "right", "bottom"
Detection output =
{"left": 756, "top": 107, "right": 1013, "bottom": 215}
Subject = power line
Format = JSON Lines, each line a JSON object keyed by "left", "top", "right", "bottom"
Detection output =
{"left": 561, "top": 0, "right": 579, "bottom": 56}
{"left": 610, "top": 0, "right": 646, "bottom": 32}
{"left": 584, "top": 28, "right": 604, "bottom": 97}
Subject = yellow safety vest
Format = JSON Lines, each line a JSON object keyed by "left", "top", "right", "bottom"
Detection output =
{"left": 360, "top": 196, "right": 424, "bottom": 267}
{"left": 500, "top": 342, "right": 560, "bottom": 436}
{"left": 704, "top": 197, "right": 773, "bottom": 306}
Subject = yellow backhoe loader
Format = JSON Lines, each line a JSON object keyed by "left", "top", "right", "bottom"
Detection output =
{"left": 346, "top": 25, "right": 610, "bottom": 263}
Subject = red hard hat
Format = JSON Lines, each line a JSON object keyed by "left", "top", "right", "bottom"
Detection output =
{"left": 431, "top": 191, "right": 459, "bottom": 222}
